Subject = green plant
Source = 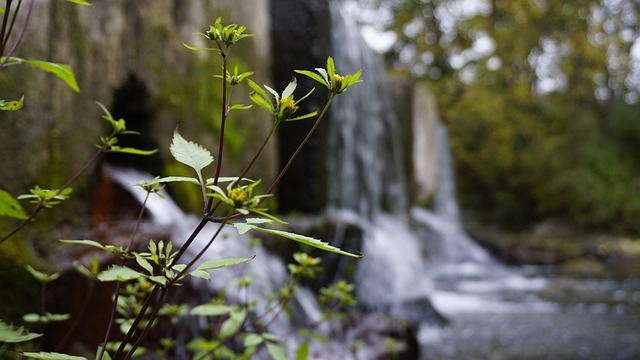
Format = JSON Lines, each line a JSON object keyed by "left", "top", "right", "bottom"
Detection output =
{"left": 1, "top": 11, "right": 363, "bottom": 360}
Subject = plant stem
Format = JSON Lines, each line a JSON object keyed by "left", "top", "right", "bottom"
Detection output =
{"left": 0, "top": 0, "right": 33, "bottom": 70}
{"left": 266, "top": 93, "right": 335, "bottom": 196}
{"left": 0, "top": 144, "right": 108, "bottom": 245}
{"left": 0, "top": 0, "right": 14, "bottom": 58}
{"left": 124, "top": 287, "right": 168, "bottom": 360}
{"left": 97, "top": 191, "right": 150, "bottom": 360}
{"left": 113, "top": 285, "right": 160, "bottom": 359}
{"left": 213, "top": 53, "right": 228, "bottom": 187}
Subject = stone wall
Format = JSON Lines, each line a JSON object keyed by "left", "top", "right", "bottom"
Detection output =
{"left": 0, "top": 0, "right": 275, "bottom": 215}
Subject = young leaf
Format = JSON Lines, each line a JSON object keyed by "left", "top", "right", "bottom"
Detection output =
{"left": 266, "top": 343, "right": 288, "bottom": 360}
{"left": 14, "top": 58, "right": 80, "bottom": 92}
{"left": 97, "top": 265, "right": 145, "bottom": 282}
{"left": 169, "top": 130, "right": 213, "bottom": 185}
{"left": 108, "top": 147, "right": 158, "bottom": 156}
{"left": 26, "top": 265, "right": 60, "bottom": 283}
{"left": 194, "top": 256, "right": 255, "bottom": 272}
{"left": 219, "top": 308, "right": 247, "bottom": 339}
{"left": 0, "top": 188, "right": 28, "bottom": 219}
{"left": 0, "top": 320, "right": 42, "bottom": 343}
{"left": 65, "top": 0, "right": 92, "bottom": 5}
{"left": 232, "top": 224, "right": 362, "bottom": 258}
{"left": 295, "top": 340, "right": 309, "bottom": 360}
{"left": 21, "top": 352, "right": 87, "bottom": 360}
{"left": 190, "top": 304, "right": 234, "bottom": 316}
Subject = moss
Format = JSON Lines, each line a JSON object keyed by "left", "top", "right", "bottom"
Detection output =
{"left": 0, "top": 229, "right": 41, "bottom": 322}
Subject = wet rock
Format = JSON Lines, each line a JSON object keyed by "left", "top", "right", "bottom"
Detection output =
{"left": 342, "top": 312, "right": 420, "bottom": 360}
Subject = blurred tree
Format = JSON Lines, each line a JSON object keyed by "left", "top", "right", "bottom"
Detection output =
{"left": 374, "top": 0, "right": 640, "bottom": 232}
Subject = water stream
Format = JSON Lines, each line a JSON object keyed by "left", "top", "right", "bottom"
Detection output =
{"left": 326, "top": 2, "right": 640, "bottom": 359}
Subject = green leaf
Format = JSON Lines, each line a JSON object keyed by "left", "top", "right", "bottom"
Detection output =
{"left": 243, "top": 334, "right": 264, "bottom": 348}
{"left": 266, "top": 343, "right": 288, "bottom": 360}
{"left": 0, "top": 95, "right": 24, "bottom": 111}
{"left": 194, "top": 256, "right": 255, "bottom": 272}
{"left": 9, "top": 58, "right": 80, "bottom": 92}
{"left": 134, "top": 254, "right": 154, "bottom": 275}
{"left": 219, "top": 308, "right": 247, "bottom": 339}
{"left": 232, "top": 224, "right": 362, "bottom": 258}
{"left": 26, "top": 265, "right": 60, "bottom": 283}
{"left": 0, "top": 188, "right": 27, "bottom": 219}
{"left": 65, "top": 0, "right": 92, "bottom": 5}
{"left": 190, "top": 304, "right": 235, "bottom": 316}
{"left": 21, "top": 352, "right": 87, "bottom": 360}
{"left": 294, "top": 70, "right": 328, "bottom": 88}
{"left": 0, "top": 320, "right": 42, "bottom": 343}
{"left": 326, "top": 56, "right": 336, "bottom": 79}
{"left": 182, "top": 42, "right": 221, "bottom": 53}
{"left": 156, "top": 176, "right": 200, "bottom": 185}
{"left": 97, "top": 265, "right": 145, "bottom": 282}
{"left": 60, "top": 239, "right": 119, "bottom": 253}
{"left": 108, "top": 147, "right": 158, "bottom": 155}
{"left": 169, "top": 130, "right": 213, "bottom": 185}
{"left": 23, "top": 313, "right": 70, "bottom": 324}
{"left": 295, "top": 340, "right": 309, "bottom": 360}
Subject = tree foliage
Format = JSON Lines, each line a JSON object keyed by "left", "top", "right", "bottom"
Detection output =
{"left": 382, "top": 0, "right": 640, "bottom": 232}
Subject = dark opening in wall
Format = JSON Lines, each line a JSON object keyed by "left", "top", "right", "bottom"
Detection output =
{"left": 270, "top": 0, "right": 331, "bottom": 214}
{"left": 103, "top": 74, "right": 162, "bottom": 175}
{"left": 89, "top": 74, "right": 162, "bottom": 222}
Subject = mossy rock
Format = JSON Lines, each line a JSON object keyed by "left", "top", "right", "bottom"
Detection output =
{"left": 558, "top": 258, "right": 606, "bottom": 278}
{"left": 0, "top": 233, "right": 41, "bottom": 322}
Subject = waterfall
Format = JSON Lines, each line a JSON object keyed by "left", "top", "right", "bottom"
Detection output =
{"left": 326, "top": 3, "right": 406, "bottom": 218}
{"left": 327, "top": 3, "right": 432, "bottom": 311}
{"left": 411, "top": 123, "right": 493, "bottom": 273}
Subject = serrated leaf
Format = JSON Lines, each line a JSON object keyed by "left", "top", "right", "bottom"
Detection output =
{"left": 233, "top": 224, "right": 362, "bottom": 258}
{"left": 170, "top": 130, "right": 213, "bottom": 185}
{"left": 21, "top": 352, "right": 87, "bottom": 360}
{"left": 266, "top": 343, "right": 288, "bottom": 360}
{"left": 0, "top": 320, "right": 42, "bottom": 343}
{"left": 190, "top": 304, "right": 234, "bottom": 316}
{"left": 97, "top": 265, "right": 145, "bottom": 282}
{"left": 0, "top": 188, "right": 27, "bottom": 219}
{"left": 194, "top": 256, "right": 255, "bottom": 272}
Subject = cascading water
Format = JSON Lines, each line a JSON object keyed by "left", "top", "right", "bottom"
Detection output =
{"left": 327, "top": 3, "right": 433, "bottom": 311}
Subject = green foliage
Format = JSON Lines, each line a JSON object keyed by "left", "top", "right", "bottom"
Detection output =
{"left": 0, "top": 189, "right": 27, "bottom": 220}
{"left": 386, "top": 0, "right": 640, "bottom": 233}
{"left": 1, "top": 12, "right": 363, "bottom": 360}
{"left": 1, "top": 57, "right": 80, "bottom": 92}
{"left": 0, "top": 320, "right": 41, "bottom": 343}
{"left": 0, "top": 96, "right": 24, "bottom": 111}
{"left": 22, "top": 352, "right": 87, "bottom": 360}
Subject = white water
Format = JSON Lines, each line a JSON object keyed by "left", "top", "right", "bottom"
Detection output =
{"left": 326, "top": 2, "right": 551, "bottom": 322}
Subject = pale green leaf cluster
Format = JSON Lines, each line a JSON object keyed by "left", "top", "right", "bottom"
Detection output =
{"left": 295, "top": 56, "right": 362, "bottom": 94}
{"left": 247, "top": 78, "right": 317, "bottom": 122}
{"left": 17, "top": 187, "right": 72, "bottom": 208}
{"left": 95, "top": 101, "right": 158, "bottom": 155}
